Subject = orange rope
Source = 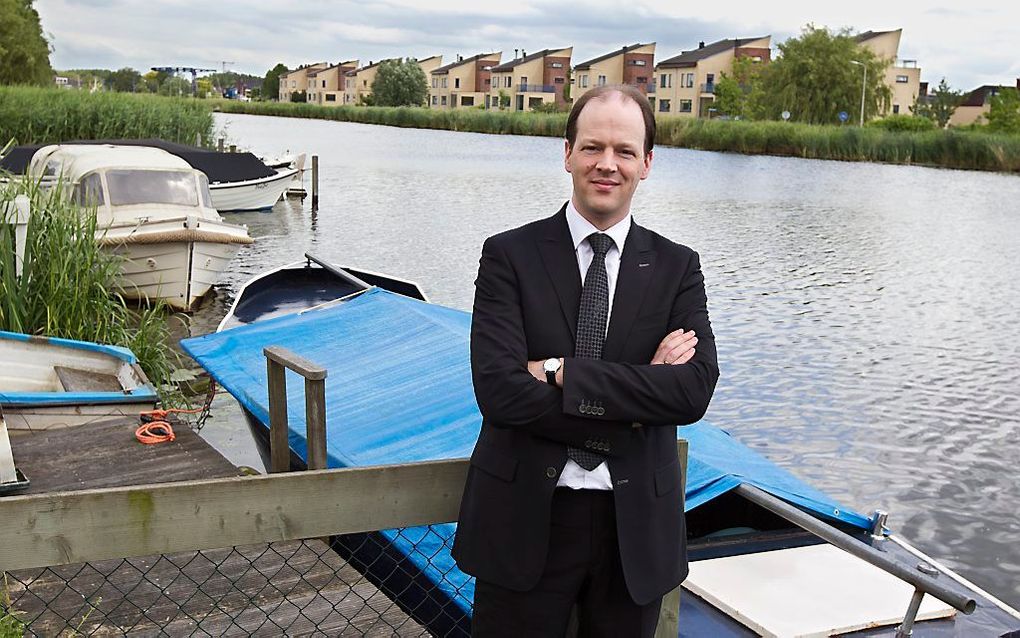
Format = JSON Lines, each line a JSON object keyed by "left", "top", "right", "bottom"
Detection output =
{"left": 135, "top": 420, "right": 175, "bottom": 444}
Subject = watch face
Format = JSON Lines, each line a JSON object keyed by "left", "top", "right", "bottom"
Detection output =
{"left": 543, "top": 358, "right": 559, "bottom": 373}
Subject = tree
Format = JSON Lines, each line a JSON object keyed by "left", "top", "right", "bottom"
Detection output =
{"left": 159, "top": 76, "right": 192, "bottom": 97}
{"left": 141, "top": 70, "right": 161, "bottom": 93}
{"left": 263, "top": 63, "right": 288, "bottom": 101}
{"left": 757, "top": 25, "right": 890, "bottom": 124}
{"left": 0, "top": 0, "right": 53, "bottom": 86}
{"left": 371, "top": 58, "right": 428, "bottom": 107}
{"left": 108, "top": 67, "right": 141, "bottom": 92}
{"left": 712, "top": 56, "right": 766, "bottom": 119}
{"left": 985, "top": 88, "right": 1020, "bottom": 134}
{"left": 913, "top": 78, "right": 962, "bottom": 128}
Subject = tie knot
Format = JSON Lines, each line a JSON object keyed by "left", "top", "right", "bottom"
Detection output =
{"left": 587, "top": 233, "right": 613, "bottom": 257}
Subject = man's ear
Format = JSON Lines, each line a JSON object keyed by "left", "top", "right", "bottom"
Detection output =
{"left": 640, "top": 149, "right": 654, "bottom": 180}
{"left": 564, "top": 139, "right": 572, "bottom": 173}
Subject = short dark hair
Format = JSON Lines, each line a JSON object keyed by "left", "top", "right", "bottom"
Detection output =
{"left": 565, "top": 84, "right": 656, "bottom": 156}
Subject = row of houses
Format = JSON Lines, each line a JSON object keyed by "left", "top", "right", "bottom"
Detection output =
{"left": 278, "top": 30, "right": 931, "bottom": 119}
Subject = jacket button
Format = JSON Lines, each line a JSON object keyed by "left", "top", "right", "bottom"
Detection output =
{"left": 597, "top": 407, "right": 605, "bottom": 416}
{"left": 579, "top": 403, "right": 588, "bottom": 414}
{"left": 546, "top": 467, "right": 557, "bottom": 478}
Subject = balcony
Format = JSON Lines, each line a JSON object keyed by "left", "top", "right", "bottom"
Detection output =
{"left": 700, "top": 83, "right": 715, "bottom": 94}
{"left": 518, "top": 84, "right": 555, "bottom": 93}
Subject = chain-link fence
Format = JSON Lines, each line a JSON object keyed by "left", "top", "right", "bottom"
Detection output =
{"left": 3, "top": 528, "right": 472, "bottom": 637}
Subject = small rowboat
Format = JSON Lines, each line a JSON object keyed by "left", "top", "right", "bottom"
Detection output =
{"left": 0, "top": 330, "right": 157, "bottom": 432}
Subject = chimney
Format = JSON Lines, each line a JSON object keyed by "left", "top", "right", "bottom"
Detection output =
{"left": 521, "top": 50, "right": 526, "bottom": 58}
{"left": 699, "top": 41, "right": 705, "bottom": 49}
{"left": 458, "top": 54, "right": 463, "bottom": 62}
{"left": 514, "top": 48, "right": 519, "bottom": 58}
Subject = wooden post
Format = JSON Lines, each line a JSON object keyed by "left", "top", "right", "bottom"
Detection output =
{"left": 12, "top": 195, "right": 30, "bottom": 279}
{"left": 195, "top": 132, "right": 202, "bottom": 147}
{"left": 654, "top": 438, "right": 688, "bottom": 638}
{"left": 263, "top": 346, "right": 328, "bottom": 474}
{"left": 305, "top": 377, "right": 327, "bottom": 470}
{"left": 266, "top": 356, "right": 290, "bottom": 473}
{"left": 217, "top": 137, "right": 225, "bottom": 152}
{"left": 311, "top": 154, "right": 319, "bottom": 210}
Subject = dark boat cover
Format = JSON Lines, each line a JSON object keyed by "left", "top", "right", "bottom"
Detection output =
{"left": 0, "top": 139, "right": 277, "bottom": 183}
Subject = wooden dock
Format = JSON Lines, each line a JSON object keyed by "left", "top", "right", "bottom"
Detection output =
{"left": 5, "top": 417, "right": 428, "bottom": 636}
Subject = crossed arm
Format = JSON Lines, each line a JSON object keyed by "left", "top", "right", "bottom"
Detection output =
{"left": 470, "top": 235, "right": 719, "bottom": 452}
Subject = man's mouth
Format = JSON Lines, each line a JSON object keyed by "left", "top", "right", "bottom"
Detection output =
{"left": 592, "top": 179, "right": 619, "bottom": 191}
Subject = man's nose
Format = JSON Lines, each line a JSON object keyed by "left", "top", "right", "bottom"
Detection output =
{"left": 594, "top": 149, "right": 617, "bottom": 172}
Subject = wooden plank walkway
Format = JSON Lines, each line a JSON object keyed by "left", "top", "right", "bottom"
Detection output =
{"left": 4, "top": 417, "right": 429, "bottom": 637}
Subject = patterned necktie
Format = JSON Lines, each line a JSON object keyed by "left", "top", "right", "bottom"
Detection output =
{"left": 567, "top": 232, "right": 614, "bottom": 471}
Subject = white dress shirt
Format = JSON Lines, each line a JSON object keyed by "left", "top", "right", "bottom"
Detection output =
{"left": 556, "top": 200, "right": 632, "bottom": 490}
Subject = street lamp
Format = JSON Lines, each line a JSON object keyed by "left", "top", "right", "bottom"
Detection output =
{"left": 850, "top": 60, "right": 867, "bottom": 126}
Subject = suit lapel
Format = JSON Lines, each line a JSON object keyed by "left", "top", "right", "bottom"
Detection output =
{"left": 537, "top": 206, "right": 581, "bottom": 340}
{"left": 603, "top": 222, "right": 656, "bottom": 361}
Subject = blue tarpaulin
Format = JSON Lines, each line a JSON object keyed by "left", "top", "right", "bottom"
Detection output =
{"left": 181, "top": 287, "right": 871, "bottom": 623}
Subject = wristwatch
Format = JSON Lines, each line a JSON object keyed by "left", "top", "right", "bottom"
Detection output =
{"left": 543, "top": 358, "right": 562, "bottom": 385}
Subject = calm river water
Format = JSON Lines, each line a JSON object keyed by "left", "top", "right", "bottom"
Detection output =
{"left": 193, "top": 113, "right": 1020, "bottom": 607}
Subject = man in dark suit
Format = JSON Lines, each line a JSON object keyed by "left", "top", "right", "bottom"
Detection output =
{"left": 452, "top": 84, "right": 719, "bottom": 637}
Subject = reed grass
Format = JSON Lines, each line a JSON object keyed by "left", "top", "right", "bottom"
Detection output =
{"left": 0, "top": 86, "right": 214, "bottom": 146}
{"left": 214, "top": 99, "right": 1020, "bottom": 173}
{"left": 0, "top": 175, "right": 179, "bottom": 402}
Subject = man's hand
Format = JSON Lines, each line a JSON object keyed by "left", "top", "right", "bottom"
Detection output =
{"left": 650, "top": 329, "right": 697, "bottom": 365}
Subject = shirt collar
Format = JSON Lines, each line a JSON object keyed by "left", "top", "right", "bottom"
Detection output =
{"left": 565, "top": 200, "right": 631, "bottom": 253}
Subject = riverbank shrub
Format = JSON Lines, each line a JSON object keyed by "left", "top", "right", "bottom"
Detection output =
{"left": 0, "top": 176, "right": 180, "bottom": 402}
{"left": 215, "top": 99, "right": 1020, "bottom": 173}
{"left": 0, "top": 86, "right": 214, "bottom": 146}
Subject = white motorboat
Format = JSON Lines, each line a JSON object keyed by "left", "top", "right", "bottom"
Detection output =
{"left": 26, "top": 144, "right": 254, "bottom": 312}
{"left": 207, "top": 165, "right": 297, "bottom": 212}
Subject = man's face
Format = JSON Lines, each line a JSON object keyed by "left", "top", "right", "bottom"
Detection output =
{"left": 564, "top": 93, "right": 653, "bottom": 228}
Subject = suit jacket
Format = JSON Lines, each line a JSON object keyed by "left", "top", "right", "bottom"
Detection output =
{"left": 452, "top": 205, "right": 719, "bottom": 605}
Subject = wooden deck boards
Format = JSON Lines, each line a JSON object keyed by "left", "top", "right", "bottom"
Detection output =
{"left": 5, "top": 417, "right": 428, "bottom": 637}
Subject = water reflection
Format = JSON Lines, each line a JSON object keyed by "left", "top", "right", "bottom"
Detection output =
{"left": 193, "top": 113, "right": 1020, "bottom": 607}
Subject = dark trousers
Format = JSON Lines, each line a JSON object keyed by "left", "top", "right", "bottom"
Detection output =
{"left": 471, "top": 488, "right": 662, "bottom": 638}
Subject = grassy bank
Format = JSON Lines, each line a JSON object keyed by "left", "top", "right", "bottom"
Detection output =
{"left": 0, "top": 86, "right": 214, "bottom": 146}
{"left": 214, "top": 99, "right": 1020, "bottom": 173}
{"left": 0, "top": 177, "right": 179, "bottom": 401}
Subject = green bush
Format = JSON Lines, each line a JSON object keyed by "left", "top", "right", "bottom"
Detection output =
{"left": 0, "top": 86, "right": 214, "bottom": 146}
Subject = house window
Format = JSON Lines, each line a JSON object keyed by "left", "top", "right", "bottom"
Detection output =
{"left": 679, "top": 99, "right": 692, "bottom": 112}
{"left": 550, "top": 62, "right": 563, "bottom": 68}
{"left": 455, "top": 78, "right": 460, "bottom": 89}
{"left": 325, "top": 94, "right": 336, "bottom": 102}
{"left": 554, "top": 77, "right": 564, "bottom": 83}
{"left": 462, "top": 96, "right": 474, "bottom": 106}
{"left": 659, "top": 73, "right": 671, "bottom": 88}
{"left": 322, "top": 80, "right": 326, "bottom": 88}
{"left": 485, "top": 78, "right": 491, "bottom": 85}
{"left": 636, "top": 76, "right": 647, "bottom": 84}
{"left": 597, "top": 75, "right": 607, "bottom": 86}
{"left": 432, "top": 95, "right": 438, "bottom": 105}
{"left": 580, "top": 74, "right": 589, "bottom": 88}
{"left": 442, "top": 77, "right": 448, "bottom": 88}
{"left": 432, "top": 78, "right": 437, "bottom": 88}
{"left": 893, "top": 104, "right": 900, "bottom": 114}
{"left": 659, "top": 99, "right": 670, "bottom": 112}
{"left": 504, "top": 76, "right": 512, "bottom": 88}
{"left": 441, "top": 95, "right": 447, "bottom": 105}
{"left": 630, "top": 59, "right": 646, "bottom": 66}
{"left": 896, "top": 75, "right": 909, "bottom": 83}
{"left": 680, "top": 73, "right": 694, "bottom": 88}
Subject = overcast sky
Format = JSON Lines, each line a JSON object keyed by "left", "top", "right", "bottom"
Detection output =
{"left": 37, "top": 0, "right": 1019, "bottom": 92}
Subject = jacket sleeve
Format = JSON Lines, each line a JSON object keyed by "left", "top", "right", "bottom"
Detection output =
{"left": 561, "top": 249, "right": 719, "bottom": 426}
{"left": 470, "top": 235, "right": 630, "bottom": 455}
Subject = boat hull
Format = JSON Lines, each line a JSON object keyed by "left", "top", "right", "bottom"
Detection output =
{"left": 99, "top": 216, "right": 252, "bottom": 312}
{"left": 209, "top": 168, "right": 297, "bottom": 212}
{"left": 0, "top": 331, "right": 157, "bottom": 432}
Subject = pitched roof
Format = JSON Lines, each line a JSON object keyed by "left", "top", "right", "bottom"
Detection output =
{"left": 960, "top": 85, "right": 1016, "bottom": 107}
{"left": 574, "top": 43, "right": 652, "bottom": 70}
{"left": 490, "top": 47, "right": 568, "bottom": 73}
{"left": 431, "top": 52, "right": 500, "bottom": 75}
{"left": 854, "top": 29, "right": 899, "bottom": 43}
{"left": 657, "top": 37, "right": 767, "bottom": 68}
